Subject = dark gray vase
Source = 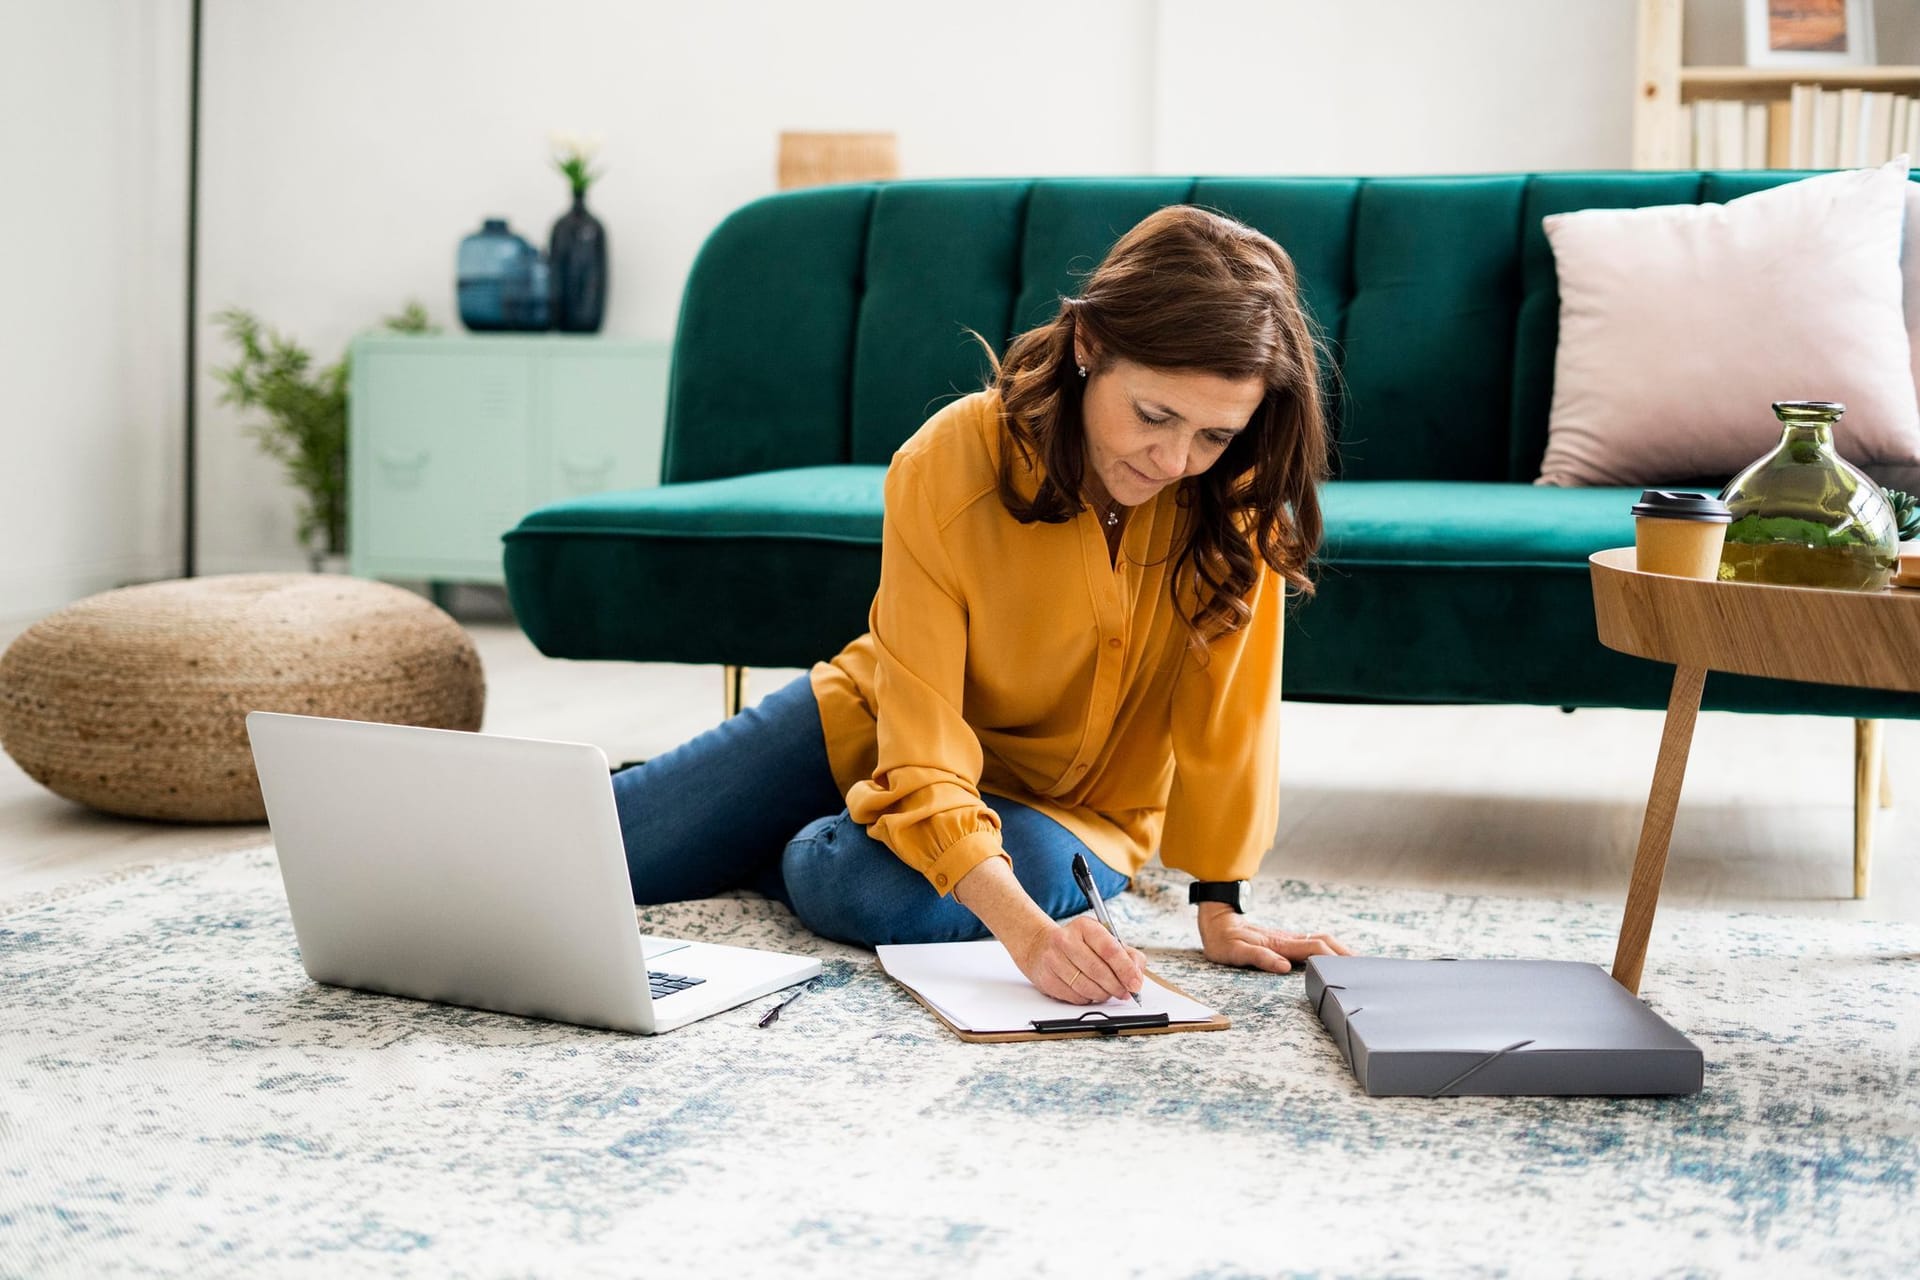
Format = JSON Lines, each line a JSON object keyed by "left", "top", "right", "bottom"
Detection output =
{"left": 549, "top": 191, "right": 607, "bottom": 333}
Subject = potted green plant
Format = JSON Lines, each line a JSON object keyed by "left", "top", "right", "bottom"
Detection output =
{"left": 214, "top": 302, "right": 433, "bottom": 570}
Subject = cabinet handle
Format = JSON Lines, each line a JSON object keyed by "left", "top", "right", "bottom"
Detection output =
{"left": 561, "top": 454, "right": 615, "bottom": 487}
{"left": 377, "top": 449, "right": 430, "bottom": 474}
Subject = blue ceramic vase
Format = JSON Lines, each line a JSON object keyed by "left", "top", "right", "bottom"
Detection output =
{"left": 549, "top": 192, "right": 607, "bottom": 333}
{"left": 457, "top": 218, "right": 551, "bottom": 332}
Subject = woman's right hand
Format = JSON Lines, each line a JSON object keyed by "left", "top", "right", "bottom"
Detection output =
{"left": 1015, "top": 915, "right": 1147, "bottom": 1005}
{"left": 951, "top": 856, "right": 1146, "bottom": 1004}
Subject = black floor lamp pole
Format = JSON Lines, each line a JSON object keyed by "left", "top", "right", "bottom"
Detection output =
{"left": 183, "top": 0, "right": 202, "bottom": 579}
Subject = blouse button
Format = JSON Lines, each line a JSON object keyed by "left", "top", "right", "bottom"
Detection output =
{"left": 1107, "top": 638, "right": 1122, "bottom": 649}
{"left": 935, "top": 872, "right": 948, "bottom": 887}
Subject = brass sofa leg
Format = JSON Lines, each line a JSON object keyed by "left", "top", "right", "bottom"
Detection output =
{"left": 1855, "top": 719, "right": 1882, "bottom": 899}
{"left": 723, "top": 665, "right": 748, "bottom": 719}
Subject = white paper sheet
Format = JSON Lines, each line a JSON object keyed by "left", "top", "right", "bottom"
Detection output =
{"left": 876, "top": 939, "right": 1217, "bottom": 1033}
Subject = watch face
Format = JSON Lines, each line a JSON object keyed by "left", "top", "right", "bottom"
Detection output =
{"left": 1235, "top": 880, "right": 1252, "bottom": 913}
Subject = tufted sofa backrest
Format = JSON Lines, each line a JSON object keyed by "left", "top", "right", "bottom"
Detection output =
{"left": 663, "top": 172, "right": 1836, "bottom": 488}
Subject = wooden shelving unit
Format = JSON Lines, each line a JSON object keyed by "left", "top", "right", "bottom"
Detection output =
{"left": 1634, "top": 0, "right": 1920, "bottom": 168}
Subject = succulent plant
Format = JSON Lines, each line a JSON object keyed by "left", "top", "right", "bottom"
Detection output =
{"left": 1887, "top": 488, "right": 1920, "bottom": 542}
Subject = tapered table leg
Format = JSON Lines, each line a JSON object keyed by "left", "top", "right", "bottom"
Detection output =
{"left": 722, "top": 665, "right": 748, "bottom": 719}
{"left": 1855, "top": 719, "right": 1883, "bottom": 899}
{"left": 1612, "top": 663, "right": 1708, "bottom": 995}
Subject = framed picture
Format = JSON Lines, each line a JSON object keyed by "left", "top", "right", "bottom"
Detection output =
{"left": 1745, "top": 0, "right": 1877, "bottom": 68}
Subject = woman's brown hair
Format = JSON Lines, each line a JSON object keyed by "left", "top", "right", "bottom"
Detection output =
{"left": 983, "top": 204, "right": 1330, "bottom": 653}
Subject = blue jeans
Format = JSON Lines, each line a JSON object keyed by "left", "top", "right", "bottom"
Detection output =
{"left": 612, "top": 674, "right": 1129, "bottom": 947}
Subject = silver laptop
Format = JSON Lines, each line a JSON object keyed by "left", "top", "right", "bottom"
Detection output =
{"left": 246, "top": 711, "right": 821, "bottom": 1034}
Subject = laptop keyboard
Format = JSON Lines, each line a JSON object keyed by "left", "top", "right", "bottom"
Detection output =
{"left": 648, "top": 970, "right": 706, "bottom": 1000}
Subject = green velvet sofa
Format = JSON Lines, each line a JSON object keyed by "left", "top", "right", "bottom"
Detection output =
{"left": 503, "top": 173, "right": 1919, "bottom": 851}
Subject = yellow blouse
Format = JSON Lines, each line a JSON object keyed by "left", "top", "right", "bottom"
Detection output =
{"left": 809, "top": 389, "right": 1285, "bottom": 896}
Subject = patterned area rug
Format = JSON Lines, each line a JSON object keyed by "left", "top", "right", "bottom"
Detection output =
{"left": 2, "top": 847, "right": 1916, "bottom": 1279}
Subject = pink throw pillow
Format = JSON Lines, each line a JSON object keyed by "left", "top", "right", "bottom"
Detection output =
{"left": 1906, "top": 182, "right": 1920, "bottom": 424}
{"left": 1537, "top": 159, "right": 1920, "bottom": 487}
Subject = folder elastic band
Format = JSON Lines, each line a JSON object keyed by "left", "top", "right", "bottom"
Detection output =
{"left": 1029, "top": 1011, "right": 1171, "bottom": 1035}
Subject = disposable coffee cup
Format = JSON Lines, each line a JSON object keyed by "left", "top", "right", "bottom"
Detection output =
{"left": 1632, "top": 490, "right": 1732, "bottom": 579}
{"left": 1895, "top": 541, "right": 1920, "bottom": 588}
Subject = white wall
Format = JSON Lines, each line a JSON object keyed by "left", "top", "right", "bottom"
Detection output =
{"left": 0, "top": 0, "right": 188, "bottom": 622}
{"left": 13, "top": 0, "right": 1655, "bottom": 600}
{"left": 1154, "top": 0, "right": 1635, "bottom": 176}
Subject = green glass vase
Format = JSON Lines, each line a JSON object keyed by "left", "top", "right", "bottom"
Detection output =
{"left": 1717, "top": 401, "right": 1899, "bottom": 591}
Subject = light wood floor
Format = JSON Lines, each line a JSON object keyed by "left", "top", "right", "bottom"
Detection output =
{"left": 2, "top": 618, "right": 1914, "bottom": 924}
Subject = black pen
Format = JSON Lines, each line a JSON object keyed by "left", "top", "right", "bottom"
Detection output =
{"left": 756, "top": 978, "right": 817, "bottom": 1028}
{"left": 1070, "top": 853, "right": 1142, "bottom": 1006}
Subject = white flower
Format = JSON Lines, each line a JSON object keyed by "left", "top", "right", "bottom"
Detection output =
{"left": 548, "top": 129, "right": 601, "bottom": 163}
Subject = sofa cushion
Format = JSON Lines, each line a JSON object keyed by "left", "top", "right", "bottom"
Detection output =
{"left": 667, "top": 186, "right": 875, "bottom": 485}
{"left": 1336, "top": 178, "right": 1528, "bottom": 483}
{"left": 512, "top": 466, "right": 885, "bottom": 543}
{"left": 503, "top": 466, "right": 885, "bottom": 667}
{"left": 1294, "top": 480, "right": 1920, "bottom": 719}
{"left": 851, "top": 184, "right": 1028, "bottom": 467}
{"left": 1319, "top": 480, "right": 1639, "bottom": 566}
{"left": 1009, "top": 180, "right": 1195, "bottom": 336}
{"left": 1299, "top": 479, "right": 1645, "bottom": 706}
{"left": 1192, "top": 178, "right": 1362, "bottom": 464}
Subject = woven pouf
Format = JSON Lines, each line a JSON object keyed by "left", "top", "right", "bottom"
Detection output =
{"left": 0, "top": 574, "right": 485, "bottom": 822}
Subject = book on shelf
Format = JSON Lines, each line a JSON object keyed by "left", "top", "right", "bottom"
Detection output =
{"left": 1690, "top": 102, "right": 1714, "bottom": 169}
{"left": 1867, "top": 93, "right": 1896, "bottom": 167}
{"left": 1746, "top": 103, "right": 1770, "bottom": 170}
{"left": 1717, "top": 100, "right": 1746, "bottom": 168}
{"left": 1766, "top": 101, "right": 1791, "bottom": 169}
{"left": 1837, "top": 88, "right": 1864, "bottom": 167}
{"left": 1812, "top": 89, "right": 1837, "bottom": 167}
{"left": 1789, "top": 84, "right": 1816, "bottom": 169}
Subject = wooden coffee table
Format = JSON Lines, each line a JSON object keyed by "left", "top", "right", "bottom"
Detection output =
{"left": 1588, "top": 547, "right": 1920, "bottom": 993}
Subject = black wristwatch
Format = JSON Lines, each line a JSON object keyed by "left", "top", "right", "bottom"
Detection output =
{"left": 1188, "top": 880, "right": 1251, "bottom": 914}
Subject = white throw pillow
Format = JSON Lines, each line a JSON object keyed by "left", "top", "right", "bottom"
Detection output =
{"left": 1537, "top": 158, "right": 1920, "bottom": 487}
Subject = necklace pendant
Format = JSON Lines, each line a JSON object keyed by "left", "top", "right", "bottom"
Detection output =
{"left": 1105, "top": 509, "right": 1119, "bottom": 528}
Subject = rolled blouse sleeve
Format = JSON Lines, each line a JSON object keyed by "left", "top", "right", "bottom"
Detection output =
{"left": 1159, "top": 560, "right": 1286, "bottom": 883}
{"left": 843, "top": 452, "right": 1009, "bottom": 895}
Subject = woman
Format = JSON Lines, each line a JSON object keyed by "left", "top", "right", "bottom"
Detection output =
{"left": 615, "top": 205, "right": 1353, "bottom": 1005}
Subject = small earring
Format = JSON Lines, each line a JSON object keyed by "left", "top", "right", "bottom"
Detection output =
{"left": 1077, "top": 364, "right": 1088, "bottom": 378}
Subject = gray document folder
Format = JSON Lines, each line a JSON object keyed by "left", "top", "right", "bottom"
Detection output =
{"left": 1305, "top": 956, "right": 1703, "bottom": 1097}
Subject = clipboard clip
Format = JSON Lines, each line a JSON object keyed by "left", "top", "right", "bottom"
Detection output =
{"left": 1030, "top": 1010, "right": 1171, "bottom": 1036}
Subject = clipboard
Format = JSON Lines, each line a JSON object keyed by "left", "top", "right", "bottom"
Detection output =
{"left": 894, "top": 970, "right": 1231, "bottom": 1043}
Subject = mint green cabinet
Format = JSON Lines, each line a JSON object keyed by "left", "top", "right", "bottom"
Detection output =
{"left": 349, "top": 335, "right": 668, "bottom": 585}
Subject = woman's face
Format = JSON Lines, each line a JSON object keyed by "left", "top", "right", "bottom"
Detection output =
{"left": 1074, "top": 348, "right": 1267, "bottom": 510}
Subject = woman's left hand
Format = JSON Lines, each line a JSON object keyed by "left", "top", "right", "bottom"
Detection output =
{"left": 1196, "top": 902, "right": 1354, "bottom": 974}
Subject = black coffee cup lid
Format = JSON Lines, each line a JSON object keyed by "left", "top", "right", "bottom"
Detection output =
{"left": 1631, "top": 489, "right": 1732, "bottom": 522}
